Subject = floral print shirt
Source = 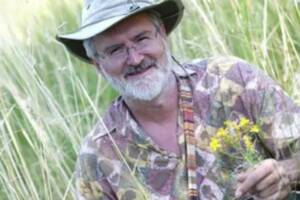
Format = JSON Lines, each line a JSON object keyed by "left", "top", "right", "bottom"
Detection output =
{"left": 75, "top": 56, "right": 300, "bottom": 200}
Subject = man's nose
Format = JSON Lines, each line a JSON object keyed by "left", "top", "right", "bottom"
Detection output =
{"left": 126, "top": 47, "right": 144, "bottom": 66}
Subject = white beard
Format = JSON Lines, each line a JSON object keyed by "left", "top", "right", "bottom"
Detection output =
{"left": 101, "top": 50, "right": 173, "bottom": 101}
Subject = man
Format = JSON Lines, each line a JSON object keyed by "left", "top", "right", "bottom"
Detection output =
{"left": 57, "top": 0, "right": 300, "bottom": 199}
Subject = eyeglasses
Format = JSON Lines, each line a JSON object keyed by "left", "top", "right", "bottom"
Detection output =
{"left": 96, "top": 29, "right": 160, "bottom": 62}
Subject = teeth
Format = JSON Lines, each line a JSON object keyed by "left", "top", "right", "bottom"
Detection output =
{"left": 135, "top": 67, "right": 141, "bottom": 73}
{"left": 141, "top": 64, "right": 148, "bottom": 70}
{"left": 137, "top": 66, "right": 145, "bottom": 72}
{"left": 125, "top": 60, "right": 155, "bottom": 77}
{"left": 127, "top": 67, "right": 136, "bottom": 74}
{"left": 127, "top": 64, "right": 151, "bottom": 75}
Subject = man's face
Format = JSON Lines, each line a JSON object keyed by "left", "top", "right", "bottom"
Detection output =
{"left": 93, "top": 13, "right": 173, "bottom": 101}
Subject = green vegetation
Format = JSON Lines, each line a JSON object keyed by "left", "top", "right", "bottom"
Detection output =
{"left": 0, "top": 0, "right": 299, "bottom": 199}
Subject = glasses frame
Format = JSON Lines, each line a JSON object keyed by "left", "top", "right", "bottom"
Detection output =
{"left": 95, "top": 27, "right": 161, "bottom": 63}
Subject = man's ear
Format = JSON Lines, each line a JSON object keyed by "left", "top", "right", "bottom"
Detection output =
{"left": 159, "top": 23, "right": 167, "bottom": 38}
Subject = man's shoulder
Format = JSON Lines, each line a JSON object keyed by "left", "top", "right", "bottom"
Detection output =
{"left": 83, "top": 97, "right": 126, "bottom": 143}
{"left": 186, "top": 55, "right": 265, "bottom": 82}
{"left": 185, "top": 55, "right": 251, "bottom": 72}
{"left": 78, "top": 118, "right": 112, "bottom": 153}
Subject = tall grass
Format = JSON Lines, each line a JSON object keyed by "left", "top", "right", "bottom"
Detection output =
{"left": 171, "top": 0, "right": 300, "bottom": 101}
{"left": 0, "top": 0, "right": 299, "bottom": 199}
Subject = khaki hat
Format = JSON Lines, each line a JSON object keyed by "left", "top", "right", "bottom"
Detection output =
{"left": 56, "top": 0, "right": 184, "bottom": 63}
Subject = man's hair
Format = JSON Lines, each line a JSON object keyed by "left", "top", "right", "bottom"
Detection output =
{"left": 83, "top": 11, "right": 164, "bottom": 60}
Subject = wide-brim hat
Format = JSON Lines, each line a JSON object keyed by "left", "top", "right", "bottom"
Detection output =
{"left": 56, "top": 0, "right": 184, "bottom": 63}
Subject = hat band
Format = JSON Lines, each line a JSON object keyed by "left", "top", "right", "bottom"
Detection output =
{"left": 82, "top": 0, "right": 153, "bottom": 27}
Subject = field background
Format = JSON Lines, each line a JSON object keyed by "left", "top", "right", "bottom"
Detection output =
{"left": 0, "top": 0, "right": 300, "bottom": 199}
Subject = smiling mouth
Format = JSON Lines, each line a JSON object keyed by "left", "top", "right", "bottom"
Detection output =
{"left": 125, "top": 63, "right": 155, "bottom": 78}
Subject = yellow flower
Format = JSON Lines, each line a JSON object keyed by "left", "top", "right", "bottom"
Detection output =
{"left": 239, "top": 117, "right": 250, "bottom": 128}
{"left": 216, "top": 127, "right": 233, "bottom": 145}
{"left": 250, "top": 125, "right": 260, "bottom": 133}
{"left": 229, "top": 121, "right": 240, "bottom": 132}
{"left": 243, "top": 135, "right": 254, "bottom": 151}
{"left": 210, "top": 137, "right": 222, "bottom": 152}
{"left": 216, "top": 128, "right": 228, "bottom": 138}
{"left": 223, "top": 120, "right": 231, "bottom": 127}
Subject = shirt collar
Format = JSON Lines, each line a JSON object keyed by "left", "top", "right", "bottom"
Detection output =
{"left": 172, "top": 63, "right": 196, "bottom": 77}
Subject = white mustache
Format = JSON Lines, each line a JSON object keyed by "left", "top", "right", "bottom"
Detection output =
{"left": 124, "top": 59, "right": 156, "bottom": 77}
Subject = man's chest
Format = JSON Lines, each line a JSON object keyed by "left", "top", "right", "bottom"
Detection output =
{"left": 138, "top": 119, "right": 180, "bottom": 156}
{"left": 98, "top": 129, "right": 230, "bottom": 200}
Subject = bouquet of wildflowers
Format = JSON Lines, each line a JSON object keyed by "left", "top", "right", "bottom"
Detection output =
{"left": 209, "top": 117, "right": 262, "bottom": 199}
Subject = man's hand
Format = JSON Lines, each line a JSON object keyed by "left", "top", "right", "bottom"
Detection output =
{"left": 235, "top": 159, "right": 291, "bottom": 200}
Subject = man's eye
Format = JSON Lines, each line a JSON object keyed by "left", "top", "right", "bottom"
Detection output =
{"left": 137, "top": 36, "right": 149, "bottom": 42}
{"left": 109, "top": 47, "right": 123, "bottom": 55}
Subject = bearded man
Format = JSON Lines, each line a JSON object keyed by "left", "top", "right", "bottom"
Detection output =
{"left": 57, "top": 0, "right": 300, "bottom": 199}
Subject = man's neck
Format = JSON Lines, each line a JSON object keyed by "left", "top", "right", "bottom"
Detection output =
{"left": 124, "top": 73, "right": 178, "bottom": 123}
{"left": 124, "top": 72, "right": 180, "bottom": 155}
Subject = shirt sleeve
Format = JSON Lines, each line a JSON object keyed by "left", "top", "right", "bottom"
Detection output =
{"left": 75, "top": 136, "right": 117, "bottom": 200}
{"left": 235, "top": 60, "right": 300, "bottom": 160}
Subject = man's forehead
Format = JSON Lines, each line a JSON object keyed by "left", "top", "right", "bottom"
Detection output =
{"left": 96, "top": 12, "right": 154, "bottom": 38}
{"left": 92, "top": 12, "right": 156, "bottom": 49}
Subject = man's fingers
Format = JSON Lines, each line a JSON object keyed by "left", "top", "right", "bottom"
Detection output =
{"left": 255, "top": 188, "right": 289, "bottom": 200}
{"left": 255, "top": 170, "right": 280, "bottom": 192}
{"left": 236, "top": 165, "right": 256, "bottom": 182}
{"left": 255, "top": 182, "right": 278, "bottom": 198}
{"left": 236, "top": 171, "right": 247, "bottom": 182}
{"left": 235, "top": 159, "right": 276, "bottom": 198}
{"left": 236, "top": 159, "right": 292, "bottom": 199}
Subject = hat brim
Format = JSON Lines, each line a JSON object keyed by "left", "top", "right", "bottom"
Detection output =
{"left": 56, "top": 0, "right": 184, "bottom": 63}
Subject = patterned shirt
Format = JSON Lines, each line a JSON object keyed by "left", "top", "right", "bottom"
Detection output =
{"left": 75, "top": 56, "right": 300, "bottom": 200}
